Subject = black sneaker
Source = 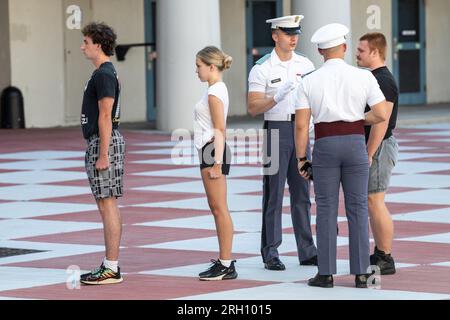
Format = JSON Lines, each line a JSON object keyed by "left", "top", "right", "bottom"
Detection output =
{"left": 199, "top": 259, "right": 238, "bottom": 281}
{"left": 355, "top": 274, "right": 371, "bottom": 288}
{"left": 370, "top": 246, "right": 396, "bottom": 275}
{"left": 80, "top": 263, "right": 123, "bottom": 285}
{"left": 307, "top": 273, "right": 334, "bottom": 288}
{"left": 264, "top": 257, "right": 286, "bottom": 271}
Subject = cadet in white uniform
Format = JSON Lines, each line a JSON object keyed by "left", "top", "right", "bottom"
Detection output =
{"left": 294, "top": 23, "right": 389, "bottom": 288}
{"left": 248, "top": 15, "right": 317, "bottom": 271}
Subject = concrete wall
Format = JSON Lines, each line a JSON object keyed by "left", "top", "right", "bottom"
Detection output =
{"left": 219, "top": 0, "right": 247, "bottom": 117}
{"left": 92, "top": 0, "right": 147, "bottom": 122}
{"left": 293, "top": 0, "right": 352, "bottom": 68}
{"left": 0, "top": 0, "right": 11, "bottom": 94}
{"left": 350, "top": 0, "right": 392, "bottom": 70}
{"left": 156, "top": 0, "right": 221, "bottom": 132}
{"left": 9, "top": 0, "right": 65, "bottom": 128}
{"left": 426, "top": 0, "right": 450, "bottom": 104}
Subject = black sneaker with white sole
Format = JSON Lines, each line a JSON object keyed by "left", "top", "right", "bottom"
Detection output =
{"left": 370, "top": 246, "right": 396, "bottom": 275}
{"left": 80, "top": 263, "right": 123, "bottom": 285}
{"left": 199, "top": 259, "right": 238, "bottom": 281}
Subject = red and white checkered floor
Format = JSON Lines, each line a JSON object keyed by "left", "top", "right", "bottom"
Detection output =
{"left": 0, "top": 125, "right": 449, "bottom": 300}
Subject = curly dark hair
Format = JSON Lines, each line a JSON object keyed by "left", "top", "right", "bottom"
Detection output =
{"left": 82, "top": 22, "right": 117, "bottom": 56}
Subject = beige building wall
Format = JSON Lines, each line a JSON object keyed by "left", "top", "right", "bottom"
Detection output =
{"left": 350, "top": 0, "right": 393, "bottom": 70}
{"left": 8, "top": 0, "right": 147, "bottom": 128}
{"left": 92, "top": 0, "right": 147, "bottom": 122}
{"left": 9, "top": 0, "right": 65, "bottom": 128}
{"left": 0, "top": 0, "right": 11, "bottom": 94}
{"left": 219, "top": 0, "right": 247, "bottom": 117}
{"left": 426, "top": 0, "right": 450, "bottom": 104}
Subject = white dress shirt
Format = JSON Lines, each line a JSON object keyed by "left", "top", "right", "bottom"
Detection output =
{"left": 295, "top": 58, "right": 385, "bottom": 123}
{"left": 249, "top": 49, "right": 315, "bottom": 116}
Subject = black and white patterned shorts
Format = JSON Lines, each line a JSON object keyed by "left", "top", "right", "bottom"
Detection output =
{"left": 85, "top": 130, "right": 125, "bottom": 200}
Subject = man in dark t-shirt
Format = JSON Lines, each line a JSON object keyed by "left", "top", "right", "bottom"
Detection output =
{"left": 79, "top": 22, "right": 125, "bottom": 285}
{"left": 357, "top": 32, "right": 399, "bottom": 276}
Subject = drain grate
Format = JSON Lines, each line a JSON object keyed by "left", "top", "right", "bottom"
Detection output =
{"left": 0, "top": 247, "right": 47, "bottom": 258}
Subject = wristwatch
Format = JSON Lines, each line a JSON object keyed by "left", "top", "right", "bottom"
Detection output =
{"left": 297, "top": 156, "right": 307, "bottom": 162}
{"left": 214, "top": 160, "right": 223, "bottom": 165}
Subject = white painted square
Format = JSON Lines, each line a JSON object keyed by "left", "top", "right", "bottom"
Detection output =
{"left": 134, "top": 194, "right": 292, "bottom": 212}
{"left": 397, "top": 153, "right": 450, "bottom": 161}
{"left": 392, "top": 208, "right": 450, "bottom": 224}
{"left": 430, "top": 261, "right": 450, "bottom": 267}
{"left": 397, "top": 232, "right": 450, "bottom": 244}
{"left": 133, "top": 179, "right": 262, "bottom": 195}
{"left": 177, "top": 282, "right": 450, "bottom": 300}
{"left": 389, "top": 174, "right": 450, "bottom": 189}
{"left": 132, "top": 166, "right": 263, "bottom": 179}
{"left": 386, "top": 189, "right": 450, "bottom": 205}
{"left": 0, "top": 151, "right": 84, "bottom": 160}
{"left": 0, "top": 170, "right": 86, "bottom": 184}
{"left": 393, "top": 161, "right": 450, "bottom": 174}
{"left": 0, "top": 160, "right": 84, "bottom": 171}
{"left": 0, "top": 267, "right": 70, "bottom": 292}
{"left": 0, "top": 202, "right": 98, "bottom": 219}
{"left": 0, "top": 219, "right": 102, "bottom": 241}
{"left": 0, "top": 185, "right": 91, "bottom": 201}
{"left": 136, "top": 211, "right": 346, "bottom": 232}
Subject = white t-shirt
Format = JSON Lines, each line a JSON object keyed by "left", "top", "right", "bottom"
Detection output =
{"left": 295, "top": 58, "right": 385, "bottom": 123}
{"left": 194, "top": 82, "right": 229, "bottom": 150}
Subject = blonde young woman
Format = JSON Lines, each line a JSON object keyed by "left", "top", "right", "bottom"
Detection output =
{"left": 194, "top": 46, "right": 237, "bottom": 281}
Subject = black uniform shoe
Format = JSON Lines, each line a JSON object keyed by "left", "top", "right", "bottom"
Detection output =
{"left": 307, "top": 273, "right": 334, "bottom": 288}
{"left": 199, "top": 259, "right": 238, "bottom": 281}
{"left": 355, "top": 274, "right": 370, "bottom": 288}
{"left": 300, "top": 255, "right": 318, "bottom": 266}
{"left": 264, "top": 257, "right": 286, "bottom": 271}
{"left": 370, "top": 246, "right": 396, "bottom": 275}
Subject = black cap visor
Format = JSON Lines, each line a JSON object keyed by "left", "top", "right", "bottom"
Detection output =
{"left": 278, "top": 26, "right": 302, "bottom": 35}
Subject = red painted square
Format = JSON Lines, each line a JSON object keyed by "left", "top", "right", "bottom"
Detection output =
{"left": 14, "top": 225, "right": 222, "bottom": 247}
{"left": 29, "top": 207, "right": 211, "bottom": 224}
{"left": 0, "top": 274, "right": 275, "bottom": 300}
{"left": 40, "top": 190, "right": 202, "bottom": 206}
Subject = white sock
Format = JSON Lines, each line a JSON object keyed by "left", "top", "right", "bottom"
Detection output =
{"left": 103, "top": 258, "right": 119, "bottom": 273}
{"left": 219, "top": 259, "right": 232, "bottom": 268}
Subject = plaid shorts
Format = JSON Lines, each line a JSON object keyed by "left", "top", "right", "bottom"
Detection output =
{"left": 85, "top": 130, "right": 125, "bottom": 200}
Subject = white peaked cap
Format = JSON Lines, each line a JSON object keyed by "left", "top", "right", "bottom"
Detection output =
{"left": 266, "top": 15, "right": 304, "bottom": 34}
{"left": 311, "top": 23, "right": 349, "bottom": 49}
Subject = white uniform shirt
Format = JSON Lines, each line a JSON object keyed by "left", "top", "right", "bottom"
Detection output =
{"left": 248, "top": 49, "right": 315, "bottom": 116}
{"left": 194, "top": 82, "right": 229, "bottom": 150}
{"left": 295, "top": 58, "right": 385, "bottom": 123}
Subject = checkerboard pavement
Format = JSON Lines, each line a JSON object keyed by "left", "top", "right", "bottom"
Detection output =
{"left": 0, "top": 125, "right": 449, "bottom": 300}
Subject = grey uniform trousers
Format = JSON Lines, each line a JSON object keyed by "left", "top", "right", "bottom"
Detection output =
{"left": 261, "top": 120, "right": 317, "bottom": 263}
{"left": 313, "top": 134, "right": 370, "bottom": 275}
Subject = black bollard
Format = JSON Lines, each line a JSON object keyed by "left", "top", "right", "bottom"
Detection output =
{"left": 1, "top": 86, "right": 25, "bottom": 129}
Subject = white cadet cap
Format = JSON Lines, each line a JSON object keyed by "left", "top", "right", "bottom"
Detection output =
{"left": 311, "top": 23, "right": 349, "bottom": 49}
{"left": 266, "top": 15, "right": 304, "bottom": 35}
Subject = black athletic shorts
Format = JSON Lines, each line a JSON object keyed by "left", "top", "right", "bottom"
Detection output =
{"left": 198, "top": 141, "right": 232, "bottom": 176}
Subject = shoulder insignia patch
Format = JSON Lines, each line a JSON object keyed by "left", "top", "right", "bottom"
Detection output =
{"left": 255, "top": 54, "right": 271, "bottom": 65}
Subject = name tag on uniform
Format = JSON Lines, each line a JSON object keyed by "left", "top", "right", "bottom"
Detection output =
{"left": 271, "top": 78, "right": 282, "bottom": 84}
